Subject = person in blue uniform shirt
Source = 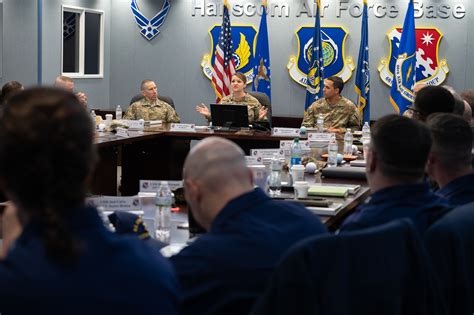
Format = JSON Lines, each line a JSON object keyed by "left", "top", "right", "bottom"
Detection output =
{"left": 340, "top": 115, "right": 451, "bottom": 234}
{"left": 171, "top": 137, "right": 327, "bottom": 315}
{"left": 426, "top": 113, "right": 474, "bottom": 206}
{"left": 0, "top": 87, "right": 179, "bottom": 315}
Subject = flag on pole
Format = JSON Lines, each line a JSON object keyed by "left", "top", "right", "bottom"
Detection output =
{"left": 355, "top": 0, "right": 370, "bottom": 123}
{"left": 304, "top": 0, "right": 324, "bottom": 110}
{"left": 252, "top": 0, "right": 271, "bottom": 100}
{"left": 212, "top": 0, "right": 236, "bottom": 102}
{"left": 389, "top": 0, "right": 417, "bottom": 114}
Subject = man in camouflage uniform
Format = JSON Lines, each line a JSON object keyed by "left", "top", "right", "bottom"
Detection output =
{"left": 301, "top": 76, "right": 360, "bottom": 133}
{"left": 124, "top": 80, "right": 180, "bottom": 123}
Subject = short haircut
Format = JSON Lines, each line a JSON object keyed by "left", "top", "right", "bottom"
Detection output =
{"left": 413, "top": 85, "right": 455, "bottom": 121}
{"left": 461, "top": 90, "right": 474, "bottom": 117}
{"left": 371, "top": 115, "right": 432, "bottom": 182}
{"left": 140, "top": 79, "right": 154, "bottom": 91}
{"left": 426, "top": 113, "right": 472, "bottom": 171}
{"left": 56, "top": 75, "right": 73, "bottom": 83}
{"left": 443, "top": 85, "right": 465, "bottom": 116}
{"left": 1, "top": 81, "right": 23, "bottom": 103}
{"left": 326, "top": 76, "right": 344, "bottom": 94}
{"left": 233, "top": 72, "right": 247, "bottom": 84}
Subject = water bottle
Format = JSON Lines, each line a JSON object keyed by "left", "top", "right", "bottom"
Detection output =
{"left": 343, "top": 129, "right": 353, "bottom": 155}
{"left": 115, "top": 105, "right": 122, "bottom": 120}
{"left": 90, "top": 110, "right": 97, "bottom": 129}
{"left": 316, "top": 114, "right": 324, "bottom": 133}
{"left": 362, "top": 122, "right": 371, "bottom": 141}
{"left": 290, "top": 138, "right": 302, "bottom": 167}
{"left": 328, "top": 136, "right": 338, "bottom": 167}
{"left": 155, "top": 181, "right": 172, "bottom": 244}
{"left": 268, "top": 154, "right": 282, "bottom": 196}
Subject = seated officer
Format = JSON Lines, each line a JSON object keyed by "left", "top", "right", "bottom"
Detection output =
{"left": 301, "top": 76, "right": 361, "bottom": 133}
{"left": 54, "top": 75, "right": 88, "bottom": 108}
{"left": 426, "top": 113, "right": 474, "bottom": 205}
{"left": 171, "top": 137, "right": 327, "bottom": 315}
{"left": 0, "top": 88, "right": 179, "bottom": 314}
{"left": 408, "top": 85, "right": 455, "bottom": 122}
{"left": 124, "top": 80, "right": 180, "bottom": 123}
{"left": 340, "top": 115, "right": 450, "bottom": 234}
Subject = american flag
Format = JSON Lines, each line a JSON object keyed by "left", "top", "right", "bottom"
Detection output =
{"left": 212, "top": 2, "right": 236, "bottom": 102}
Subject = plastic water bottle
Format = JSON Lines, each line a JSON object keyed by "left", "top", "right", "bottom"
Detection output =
{"left": 362, "top": 122, "right": 371, "bottom": 141}
{"left": 155, "top": 181, "right": 172, "bottom": 244}
{"left": 115, "top": 105, "right": 122, "bottom": 120}
{"left": 343, "top": 129, "right": 353, "bottom": 155}
{"left": 90, "top": 110, "right": 97, "bottom": 129}
{"left": 290, "top": 138, "right": 302, "bottom": 167}
{"left": 268, "top": 154, "right": 282, "bottom": 196}
{"left": 316, "top": 114, "right": 324, "bottom": 133}
{"left": 328, "top": 136, "right": 338, "bottom": 167}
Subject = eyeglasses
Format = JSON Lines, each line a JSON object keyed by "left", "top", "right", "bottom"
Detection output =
{"left": 405, "top": 106, "right": 426, "bottom": 120}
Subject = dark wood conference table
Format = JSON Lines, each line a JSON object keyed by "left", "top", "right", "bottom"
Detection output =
{"left": 92, "top": 125, "right": 370, "bottom": 230}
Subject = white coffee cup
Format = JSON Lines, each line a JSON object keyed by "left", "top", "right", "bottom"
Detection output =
{"left": 105, "top": 114, "right": 113, "bottom": 122}
{"left": 293, "top": 181, "right": 309, "bottom": 199}
{"left": 291, "top": 164, "right": 305, "bottom": 182}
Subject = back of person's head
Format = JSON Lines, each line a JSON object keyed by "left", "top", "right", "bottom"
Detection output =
{"left": 1, "top": 81, "right": 24, "bottom": 104}
{"left": 426, "top": 113, "right": 472, "bottom": 172}
{"left": 370, "top": 115, "right": 432, "bottom": 182}
{"left": 413, "top": 85, "right": 455, "bottom": 121}
{"left": 326, "top": 76, "right": 344, "bottom": 94}
{"left": 0, "top": 87, "right": 97, "bottom": 264}
{"left": 443, "top": 85, "right": 466, "bottom": 117}
{"left": 461, "top": 90, "right": 474, "bottom": 119}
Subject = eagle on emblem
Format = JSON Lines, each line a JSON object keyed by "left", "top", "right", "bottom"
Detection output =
{"left": 253, "top": 58, "right": 270, "bottom": 90}
{"left": 130, "top": 0, "right": 171, "bottom": 40}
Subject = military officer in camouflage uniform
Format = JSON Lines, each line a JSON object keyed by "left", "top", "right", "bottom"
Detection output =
{"left": 196, "top": 72, "right": 267, "bottom": 123}
{"left": 302, "top": 76, "right": 360, "bottom": 133}
{"left": 124, "top": 80, "right": 180, "bottom": 123}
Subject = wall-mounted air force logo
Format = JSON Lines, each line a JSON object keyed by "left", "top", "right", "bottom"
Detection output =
{"left": 378, "top": 27, "right": 449, "bottom": 87}
{"left": 130, "top": 0, "right": 171, "bottom": 41}
{"left": 288, "top": 26, "right": 354, "bottom": 87}
{"left": 201, "top": 25, "right": 257, "bottom": 85}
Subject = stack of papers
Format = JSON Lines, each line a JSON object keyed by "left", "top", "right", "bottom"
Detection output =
{"left": 308, "top": 186, "right": 350, "bottom": 198}
{"left": 145, "top": 120, "right": 162, "bottom": 126}
{"left": 311, "top": 183, "right": 361, "bottom": 195}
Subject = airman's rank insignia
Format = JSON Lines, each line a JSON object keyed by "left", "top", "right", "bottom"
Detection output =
{"left": 130, "top": 0, "right": 171, "bottom": 41}
{"left": 288, "top": 26, "right": 354, "bottom": 87}
{"left": 201, "top": 25, "right": 257, "bottom": 85}
{"left": 378, "top": 27, "right": 449, "bottom": 87}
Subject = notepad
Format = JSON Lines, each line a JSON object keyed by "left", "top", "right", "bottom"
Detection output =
{"left": 307, "top": 203, "right": 343, "bottom": 216}
{"left": 308, "top": 186, "right": 349, "bottom": 198}
{"left": 311, "top": 183, "right": 361, "bottom": 195}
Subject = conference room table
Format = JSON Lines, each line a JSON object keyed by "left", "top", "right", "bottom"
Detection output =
{"left": 92, "top": 124, "right": 370, "bottom": 231}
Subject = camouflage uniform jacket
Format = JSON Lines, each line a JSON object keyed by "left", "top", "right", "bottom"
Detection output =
{"left": 123, "top": 98, "right": 180, "bottom": 123}
{"left": 219, "top": 93, "right": 266, "bottom": 122}
{"left": 301, "top": 96, "right": 361, "bottom": 132}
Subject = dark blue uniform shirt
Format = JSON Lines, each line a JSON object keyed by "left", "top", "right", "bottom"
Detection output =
{"left": 436, "top": 173, "right": 474, "bottom": 206}
{"left": 340, "top": 182, "right": 451, "bottom": 234}
{"left": 0, "top": 207, "right": 179, "bottom": 315}
{"left": 170, "top": 188, "right": 327, "bottom": 315}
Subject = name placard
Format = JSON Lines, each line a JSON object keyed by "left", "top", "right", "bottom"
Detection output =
{"left": 121, "top": 119, "right": 145, "bottom": 130}
{"left": 170, "top": 123, "right": 196, "bottom": 132}
{"left": 307, "top": 132, "right": 335, "bottom": 141}
{"left": 272, "top": 127, "right": 302, "bottom": 138}
{"left": 116, "top": 127, "right": 129, "bottom": 138}
{"left": 139, "top": 180, "right": 184, "bottom": 192}
{"left": 245, "top": 156, "right": 264, "bottom": 165}
{"left": 251, "top": 148, "right": 284, "bottom": 159}
{"left": 86, "top": 196, "right": 140, "bottom": 211}
{"left": 280, "top": 140, "right": 311, "bottom": 156}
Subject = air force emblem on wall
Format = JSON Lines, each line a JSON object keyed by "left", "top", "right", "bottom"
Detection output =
{"left": 130, "top": 0, "right": 171, "bottom": 40}
{"left": 378, "top": 27, "right": 449, "bottom": 87}
{"left": 201, "top": 25, "right": 257, "bottom": 85}
{"left": 288, "top": 26, "right": 354, "bottom": 87}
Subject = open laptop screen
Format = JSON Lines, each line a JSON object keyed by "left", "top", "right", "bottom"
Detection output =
{"left": 210, "top": 104, "right": 249, "bottom": 128}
